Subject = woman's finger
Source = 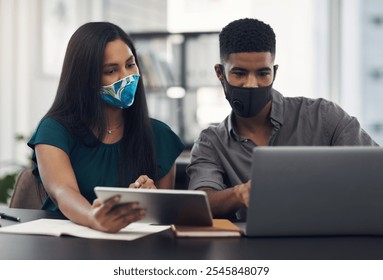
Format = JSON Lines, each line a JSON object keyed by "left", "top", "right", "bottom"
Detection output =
{"left": 140, "top": 178, "right": 156, "bottom": 189}
{"left": 130, "top": 175, "right": 156, "bottom": 189}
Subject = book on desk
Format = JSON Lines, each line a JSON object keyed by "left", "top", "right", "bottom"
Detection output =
{"left": 0, "top": 218, "right": 170, "bottom": 241}
{"left": 0, "top": 218, "right": 241, "bottom": 240}
{"left": 171, "top": 219, "right": 241, "bottom": 238}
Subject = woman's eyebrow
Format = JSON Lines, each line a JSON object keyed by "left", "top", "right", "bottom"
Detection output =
{"left": 103, "top": 63, "right": 118, "bottom": 68}
{"left": 103, "top": 55, "right": 134, "bottom": 67}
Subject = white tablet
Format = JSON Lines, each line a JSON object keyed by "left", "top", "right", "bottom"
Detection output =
{"left": 94, "top": 186, "right": 213, "bottom": 226}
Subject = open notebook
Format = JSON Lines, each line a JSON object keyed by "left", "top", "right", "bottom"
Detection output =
{"left": 0, "top": 218, "right": 170, "bottom": 241}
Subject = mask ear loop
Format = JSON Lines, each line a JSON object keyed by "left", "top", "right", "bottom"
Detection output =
{"left": 218, "top": 64, "right": 244, "bottom": 111}
{"left": 218, "top": 64, "right": 226, "bottom": 83}
{"left": 218, "top": 64, "right": 232, "bottom": 92}
{"left": 272, "top": 65, "right": 278, "bottom": 83}
{"left": 218, "top": 64, "right": 229, "bottom": 88}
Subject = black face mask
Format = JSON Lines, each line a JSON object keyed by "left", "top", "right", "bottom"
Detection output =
{"left": 220, "top": 65, "right": 274, "bottom": 118}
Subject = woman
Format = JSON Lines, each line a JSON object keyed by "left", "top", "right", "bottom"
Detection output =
{"left": 28, "top": 22, "right": 185, "bottom": 233}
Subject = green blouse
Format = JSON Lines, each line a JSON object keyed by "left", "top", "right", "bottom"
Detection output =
{"left": 28, "top": 117, "right": 185, "bottom": 211}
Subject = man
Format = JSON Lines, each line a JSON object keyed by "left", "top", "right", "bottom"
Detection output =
{"left": 187, "top": 18, "right": 378, "bottom": 221}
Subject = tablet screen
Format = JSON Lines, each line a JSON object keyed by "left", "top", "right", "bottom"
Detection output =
{"left": 94, "top": 186, "right": 213, "bottom": 226}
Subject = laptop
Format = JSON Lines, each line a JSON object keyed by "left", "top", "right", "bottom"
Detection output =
{"left": 94, "top": 187, "right": 213, "bottom": 226}
{"left": 242, "top": 146, "right": 383, "bottom": 237}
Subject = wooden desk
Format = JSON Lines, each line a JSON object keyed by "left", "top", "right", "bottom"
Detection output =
{"left": 1, "top": 207, "right": 383, "bottom": 260}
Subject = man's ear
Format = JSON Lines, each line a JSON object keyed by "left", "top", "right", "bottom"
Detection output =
{"left": 273, "top": 64, "right": 279, "bottom": 80}
{"left": 214, "top": 64, "right": 224, "bottom": 85}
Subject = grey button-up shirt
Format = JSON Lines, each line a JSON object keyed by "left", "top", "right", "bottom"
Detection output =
{"left": 187, "top": 89, "right": 378, "bottom": 193}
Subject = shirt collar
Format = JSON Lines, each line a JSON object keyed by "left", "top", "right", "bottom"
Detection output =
{"left": 228, "top": 112, "right": 244, "bottom": 141}
{"left": 269, "top": 89, "right": 284, "bottom": 126}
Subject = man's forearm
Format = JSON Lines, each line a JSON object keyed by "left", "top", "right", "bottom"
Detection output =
{"left": 199, "top": 186, "right": 244, "bottom": 218}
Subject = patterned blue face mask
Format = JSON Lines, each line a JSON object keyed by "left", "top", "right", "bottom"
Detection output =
{"left": 100, "top": 74, "right": 140, "bottom": 109}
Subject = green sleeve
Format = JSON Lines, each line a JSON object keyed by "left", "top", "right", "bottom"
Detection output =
{"left": 28, "top": 118, "right": 75, "bottom": 157}
{"left": 151, "top": 119, "right": 185, "bottom": 178}
{"left": 27, "top": 118, "right": 77, "bottom": 209}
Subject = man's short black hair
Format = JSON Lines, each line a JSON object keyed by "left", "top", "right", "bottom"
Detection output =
{"left": 219, "top": 18, "right": 276, "bottom": 61}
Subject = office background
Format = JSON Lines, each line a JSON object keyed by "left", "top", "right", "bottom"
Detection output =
{"left": 0, "top": 0, "right": 382, "bottom": 178}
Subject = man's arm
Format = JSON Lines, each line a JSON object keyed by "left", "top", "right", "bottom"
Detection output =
{"left": 333, "top": 116, "right": 378, "bottom": 146}
{"left": 199, "top": 180, "right": 251, "bottom": 218}
{"left": 188, "top": 128, "right": 251, "bottom": 218}
{"left": 323, "top": 101, "right": 379, "bottom": 146}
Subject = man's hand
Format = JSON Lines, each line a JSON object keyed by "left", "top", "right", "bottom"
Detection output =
{"left": 234, "top": 180, "right": 251, "bottom": 207}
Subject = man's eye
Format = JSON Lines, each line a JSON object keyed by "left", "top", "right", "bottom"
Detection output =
{"left": 258, "top": 72, "right": 271, "bottom": 77}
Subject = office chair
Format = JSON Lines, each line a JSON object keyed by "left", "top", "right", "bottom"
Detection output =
{"left": 9, "top": 167, "right": 47, "bottom": 209}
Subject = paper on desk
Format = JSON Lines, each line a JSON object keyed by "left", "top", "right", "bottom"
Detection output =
{"left": 0, "top": 219, "right": 170, "bottom": 241}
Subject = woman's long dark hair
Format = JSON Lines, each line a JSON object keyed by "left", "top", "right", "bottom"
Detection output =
{"left": 44, "top": 22, "right": 157, "bottom": 185}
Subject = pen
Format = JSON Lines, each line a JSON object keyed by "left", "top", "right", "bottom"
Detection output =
{"left": 0, "top": 212, "right": 21, "bottom": 222}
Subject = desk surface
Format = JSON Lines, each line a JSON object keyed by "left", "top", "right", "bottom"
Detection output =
{"left": 1, "top": 207, "right": 383, "bottom": 260}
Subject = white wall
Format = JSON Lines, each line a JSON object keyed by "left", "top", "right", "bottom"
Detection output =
{"left": 0, "top": 0, "right": 169, "bottom": 174}
{"left": 0, "top": 0, "right": 39, "bottom": 173}
{"left": 0, "top": 0, "right": 103, "bottom": 174}
{"left": 1, "top": 0, "right": 381, "bottom": 174}
{"left": 168, "top": 0, "right": 330, "bottom": 100}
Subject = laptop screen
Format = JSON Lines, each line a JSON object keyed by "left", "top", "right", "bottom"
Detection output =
{"left": 245, "top": 146, "right": 383, "bottom": 236}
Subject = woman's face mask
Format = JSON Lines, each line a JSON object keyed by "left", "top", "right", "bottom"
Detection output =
{"left": 219, "top": 65, "right": 275, "bottom": 118}
{"left": 100, "top": 74, "right": 140, "bottom": 109}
